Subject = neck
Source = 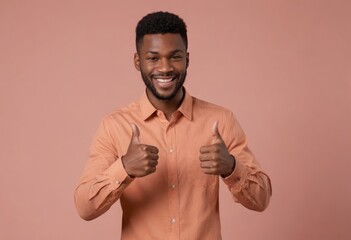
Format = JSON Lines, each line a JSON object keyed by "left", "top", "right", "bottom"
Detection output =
{"left": 146, "top": 88, "right": 184, "bottom": 121}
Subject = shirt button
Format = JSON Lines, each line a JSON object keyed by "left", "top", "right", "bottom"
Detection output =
{"left": 171, "top": 184, "right": 176, "bottom": 189}
{"left": 171, "top": 218, "right": 176, "bottom": 223}
{"left": 169, "top": 148, "right": 174, "bottom": 153}
{"left": 115, "top": 180, "right": 120, "bottom": 184}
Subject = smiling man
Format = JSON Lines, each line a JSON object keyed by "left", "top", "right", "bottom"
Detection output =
{"left": 74, "top": 11, "right": 272, "bottom": 240}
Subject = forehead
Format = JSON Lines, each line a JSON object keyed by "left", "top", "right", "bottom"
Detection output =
{"left": 139, "top": 33, "right": 186, "bottom": 53}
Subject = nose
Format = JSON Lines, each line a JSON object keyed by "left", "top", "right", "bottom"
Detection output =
{"left": 157, "top": 58, "right": 174, "bottom": 73}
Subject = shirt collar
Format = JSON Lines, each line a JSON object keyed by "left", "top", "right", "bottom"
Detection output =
{"left": 139, "top": 88, "right": 193, "bottom": 121}
{"left": 177, "top": 89, "right": 193, "bottom": 120}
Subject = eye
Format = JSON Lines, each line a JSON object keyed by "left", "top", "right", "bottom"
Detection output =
{"left": 147, "top": 56, "right": 158, "bottom": 62}
{"left": 171, "top": 55, "right": 183, "bottom": 61}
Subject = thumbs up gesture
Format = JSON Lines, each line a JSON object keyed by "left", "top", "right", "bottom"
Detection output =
{"left": 199, "top": 121, "right": 236, "bottom": 177}
{"left": 121, "top": 124, "right": 159, "bottom": 178}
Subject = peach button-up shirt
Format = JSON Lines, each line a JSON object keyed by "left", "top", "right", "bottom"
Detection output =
{"left": 74, "top": 89, "right": 272, "bottom": 240}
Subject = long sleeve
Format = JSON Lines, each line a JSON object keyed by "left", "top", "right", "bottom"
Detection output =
{"left": 74, "top": 92, "right": 272, "bottom": 238}
{"left": 222, "top": 112, "right": 272, "bottom": 211}
{"left": 74, "top": 116, "right": 133, "bottom": 220}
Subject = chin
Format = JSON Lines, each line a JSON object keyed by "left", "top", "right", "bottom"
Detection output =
{"left": 155, "top": 93, "right": 176, "bottom": 101}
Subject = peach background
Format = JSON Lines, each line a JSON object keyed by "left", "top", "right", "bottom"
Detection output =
{"left": 1, "top": 0, "right": 350, "bottom": 239}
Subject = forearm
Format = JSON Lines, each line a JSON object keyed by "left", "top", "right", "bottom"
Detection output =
{"left": 223, "top": 159, "right": 272, "bottom": 212}
{"left": 74, "top": 159, "right": 133, "bottom": 220}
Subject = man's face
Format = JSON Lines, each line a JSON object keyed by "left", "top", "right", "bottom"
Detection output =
{"left": 134, "top": 33, "right": 189, "bottom": 101}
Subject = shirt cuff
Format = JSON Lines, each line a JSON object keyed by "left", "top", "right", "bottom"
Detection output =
{"left": 222, "top": 156, "right": 246, "bottom": 187}
{"left": 107, "top": 159, "right": 134, "bottom": 190}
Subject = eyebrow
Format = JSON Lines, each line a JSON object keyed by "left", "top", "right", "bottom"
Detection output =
{"left": 145, "top": 49, "right": 185, "bottom": 54}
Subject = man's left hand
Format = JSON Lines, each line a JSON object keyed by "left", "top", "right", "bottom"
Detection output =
{"left": 199, "top": 121, "right": 235, "bottom": 178}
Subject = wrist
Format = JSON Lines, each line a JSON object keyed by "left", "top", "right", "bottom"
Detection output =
{"left": 222, "top": 155, "right": 236, "bottom": 178}
{"left": 121, "top": 155, "right": 135, "bottom": 178}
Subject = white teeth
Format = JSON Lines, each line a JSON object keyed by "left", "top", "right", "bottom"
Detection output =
{"left": 155, "top": 78, "right": 173, "bottom": 83}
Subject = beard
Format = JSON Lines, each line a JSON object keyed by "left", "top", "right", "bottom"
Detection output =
{"left": 141, "top": 70, "right": 187, "bottom": 101}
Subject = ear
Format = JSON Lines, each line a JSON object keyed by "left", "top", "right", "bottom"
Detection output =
{"left": 186, "top": 52, "right": 190, "bottom": 68}
{"left": 134, "top": 52, "right": 140, "bottom": 71}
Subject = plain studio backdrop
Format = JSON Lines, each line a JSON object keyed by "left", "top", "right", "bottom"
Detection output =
{"left": 1, "top": 1, "right": 350, "bottom": 239}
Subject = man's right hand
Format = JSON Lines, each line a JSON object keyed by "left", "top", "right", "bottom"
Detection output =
{"left": 121, "top": 123, "right": 159, "bottom": 178}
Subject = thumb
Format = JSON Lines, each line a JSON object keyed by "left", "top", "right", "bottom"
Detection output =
{"left": 212, "top": 120, "right": 223, "bottom": 144}
{"left": 130, "top": 123, "right": 140, "bottom": 144}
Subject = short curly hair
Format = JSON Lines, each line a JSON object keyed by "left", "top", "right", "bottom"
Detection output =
{"left": 136, "top": 11, "right": 188, "bottom": 52}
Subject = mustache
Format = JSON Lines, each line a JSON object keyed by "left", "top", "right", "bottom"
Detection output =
{"left": 151, "top": 73, "right": 177, "bottom": 78}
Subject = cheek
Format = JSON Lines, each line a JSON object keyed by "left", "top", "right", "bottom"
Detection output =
{"left": 174, "top": 62, "right": 187, "bottom": 72}
{"left": 140, "top": 63, "right": 154, "bottom": 74}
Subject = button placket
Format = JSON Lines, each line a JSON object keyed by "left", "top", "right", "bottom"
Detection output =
{"left": 166, "top": 124, "right": 180, "bottom": 237}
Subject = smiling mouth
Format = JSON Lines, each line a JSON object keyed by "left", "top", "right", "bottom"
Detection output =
{"left": 154, "top": 77, "right": 174, "bottom": 83}
{"left": 153, "top": 76, "right": 176, "bottom": 88}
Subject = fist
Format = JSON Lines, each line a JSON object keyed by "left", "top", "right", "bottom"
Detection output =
{"left": 199, "top": 121, "right": 235, "bottom": 177}
{"left": 122, "top": 123, "right": 159, "bottom": 178}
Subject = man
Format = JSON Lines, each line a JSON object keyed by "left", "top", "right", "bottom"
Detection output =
{"left": 75, "top": 11, "right": 272, "bottom": 240}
